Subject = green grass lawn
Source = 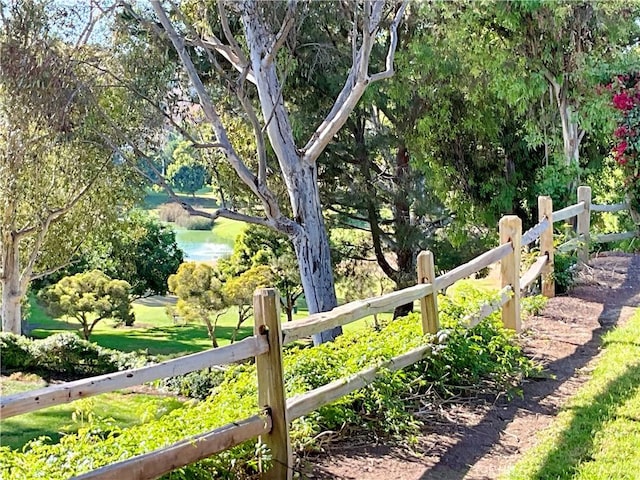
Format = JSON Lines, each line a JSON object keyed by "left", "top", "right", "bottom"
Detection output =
{"left": 142, "top": 187, "right": 219, "bottom": 211}
{"left": 0, "top": 374, "right": 185, "bottom": 450}
{"left": 28, "top": 297, "right": 255, "bottom": 356}
{"left": 27, "top": 293, "right": 388, "bottom": 357}
{"left": 503, "top": 308, "right": 640, "bottom": 480}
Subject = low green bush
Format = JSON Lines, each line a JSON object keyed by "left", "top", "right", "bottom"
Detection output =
{"left": 0, "top": 287, "right": 540, "bottom": 479}
{"left": 553, "top": 252, "right": 578, "bottom": 294}
{"left": 161, "top": 368, "right": 226, "bottom": 400}
{"left": 0, "top": 332, "right": 146, "bottom": 378}
{"left": 0, "top": 333, "right": 37, "bottom": 372}
{"left": 181, "top": 216, "right": 214, "bottom": 231}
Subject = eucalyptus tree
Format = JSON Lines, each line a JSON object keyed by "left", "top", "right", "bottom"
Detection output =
{"left": 115, "top": 0, "right": 407, "bottom": 344}
{"left": 284, "top": 3, "right": 515, "bottom": 317}
{"left": 0, "top": 0, "right": 139, "bottom": 334}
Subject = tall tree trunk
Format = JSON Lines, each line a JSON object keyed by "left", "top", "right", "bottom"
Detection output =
{"left": 559, "top": 101, "right": 581, "bottom": 167}
{"left": 550, "top": 79, "right": 582, "bottom": 167}
{"left": 392, "top": 145, "right": 416, "bottom": 318}
{"left": 289, "top": 169, "right": 341, "bottom": 345}
{"left": 1, "top": 231, "right": 23, "bottom": 334}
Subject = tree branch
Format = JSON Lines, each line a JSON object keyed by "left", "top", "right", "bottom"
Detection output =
{"left": 18, "top": 160, "right": 110, "bottom": 291}
{"left": 263, "top": 0, "right": 297, "bottom": 67}
{"left": 151, "top": 0, "right": 297, "bottom": 235}
{"left": 301, "top": 0, "right": 407, "bottom": 164}
{"left": 98, "top": 129, "right": 273, "bottom": 229}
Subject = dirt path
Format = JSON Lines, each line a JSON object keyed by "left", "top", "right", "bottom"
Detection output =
{"left": 306, "top": 253, "right": 640, "bottom": 480}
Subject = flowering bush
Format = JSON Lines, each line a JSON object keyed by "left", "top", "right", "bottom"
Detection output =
{"left": 609, "top": 74, "right": 640, "bottom": 213}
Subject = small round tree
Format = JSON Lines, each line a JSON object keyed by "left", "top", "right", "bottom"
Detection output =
{"left": 39, "top": 270, "right": 133, "bottom": 341}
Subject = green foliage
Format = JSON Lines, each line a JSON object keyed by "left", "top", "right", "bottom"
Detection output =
{"left": 534, "top": 163, "right": 581, "bottom": 209}
{"left": 0, "top": 333, "right": 37, "bottom": 371}
{"left": 166, "top": 142, "right": 208, "bottom": 195}
{"left": 1, "top": 288, "right": 540, "bottom": 479}
{"left": 82, "top": 211, "right": 183, "bottom": 298}
{"left": 38, "top": 270, "right": 134, "bottom": 340}
{"left": 160, "top": 368, "right": 226, "bottom": 400}
{"left": 554, "top": 252, "right": 579, "bottom": 294}
{"left": 521, "top": 295, "right": 548, "bottom": 317}
{"left": 0, "top": 332, "right": 145, "bottom": 378}
{"left": 168, "top": 262, "right": 226, "bottom": 347}
{"left": 219, "top": 225, "right": 302, "bottom": 321}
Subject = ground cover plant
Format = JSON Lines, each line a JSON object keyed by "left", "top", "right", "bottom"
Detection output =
{"left": 0, "top": 287, "right": 540, "bottom": 480}
{"left": 503, "top": 308, "right": 640, "bottom": 480}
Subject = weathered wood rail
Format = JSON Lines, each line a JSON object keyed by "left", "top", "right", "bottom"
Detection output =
{"left": 1, "top": 186, "right": 637, "bottom": 480}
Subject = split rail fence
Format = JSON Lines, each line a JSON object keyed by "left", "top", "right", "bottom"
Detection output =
{"left": 1, "top": 186, "right": 637, "bottom": 480}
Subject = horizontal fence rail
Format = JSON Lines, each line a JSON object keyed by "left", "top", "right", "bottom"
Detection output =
{"left": 522, "top": 217, "right": 550, "bottom": 247}
{"left": 462, "top": 286, "right": 513, "bottom": 329}
{"left": 1, "top": 335, "right": 269, "bottom": 419}
{"left": 436, "top": 242, "right": 513, "bottom": 292}
{"left": 592, "top": 202, "right": 629, "bottom": 213}
{"left": 520, "top": 256, "right": 549, "bottom": 291}
{"left": 281, "top": 283, "right": 433, "bottom": 345}
{"left": 593, "top": 231, "right": 638, "bottom": 243}
{"left": 3, "top": 185, "right": 637, "bottom": 480}
{"left": 73, "top": 413, "right": 271, "bottom": 480}
{"left": 553, "top": 201, "right": 585, "bottom": 223}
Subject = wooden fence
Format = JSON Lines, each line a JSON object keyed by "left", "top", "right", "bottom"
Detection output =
{"left": 1, "top": 186, "right": 637, "bottom": 480}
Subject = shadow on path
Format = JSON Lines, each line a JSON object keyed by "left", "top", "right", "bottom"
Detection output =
{"left": 420, "top": 254, "right": 640, "bottom": 480}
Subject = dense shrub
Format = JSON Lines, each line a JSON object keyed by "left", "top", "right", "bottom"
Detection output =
{"left": 553, "top": 252, "right": 578, "bottom": 293}
{"left": 0, "top": 333, "right": 37, "bottom": 371}
{"left": 0, "top": 287, "right": 541, "bottom": 479}
{"left": 160, "top": 368, "right": 226, "bottom": 400}
{"left": 0, "top": 333, "right": 146, "bottom": 378}
{"left": 158, "top": 203, "right": 214, "bottom": 230}
{"left": 158, "top": 202, "right": 187, "bottom": 223}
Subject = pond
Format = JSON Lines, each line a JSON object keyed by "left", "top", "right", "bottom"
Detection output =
{"left": 174, "top": 227, "right": 233, "bottom": 262}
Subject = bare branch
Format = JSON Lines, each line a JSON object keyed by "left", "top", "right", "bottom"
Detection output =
{"left": 301, "top": 1, "right": 407, "bottom": 165}
{"left": 19, "top": 160, "right": 110, "bottom": 291}
{"left": 97, "top": 114, "right": 273, "bottom": 230}
{"left": 151, "top": 1, "right": 294, "bottom": 233}
{"left": 263, "top": 0, "right": 297, "bottom": 67}
{"left": 369, "top": 1, "right": 408, "bottom": 83}
{"left": 217, "top": 0, "right": 246, "bottom": 60}
{"left": 30, "top": 257, "right": 80, "bottom": 282}
{"left": 237, "top": 83, "right": 269, "bottom": 184}
{"left": 75, "top": 1, "right": 118, "bottom": 48}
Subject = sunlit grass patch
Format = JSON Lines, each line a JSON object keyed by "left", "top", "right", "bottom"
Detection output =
{"left": 503, "top": 308, "right": 640, "bottom": 480}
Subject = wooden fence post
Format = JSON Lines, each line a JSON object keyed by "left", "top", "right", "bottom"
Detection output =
{"left": 538, "top": 195, "right": 555, "bottom": 298}
{"left": 417, "top": 251, "right": 439, "bottom": 334}
{"left": 253, "top": 288, "right": 292, "bottom": 480}
{"left": 577, "top": 185, "right": 592, "bottom": 264}
{"left": 499, "top": 216, "right": 522, "bottom": 332}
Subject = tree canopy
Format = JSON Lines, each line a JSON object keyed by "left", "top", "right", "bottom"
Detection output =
{"left": 0, "top": 0, "right": 141, "bottom": 333}
{"left": 38, "top": 270, "right": 133, "bottom": 341}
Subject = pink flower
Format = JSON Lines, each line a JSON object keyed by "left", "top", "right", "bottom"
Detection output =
{"left": 617, "top": 157, "right": 628, "bottom": 166}
{"left": 614, "top": 126, "right": 628, "bottom": 138}
{"left": 614, "top": 141, "right": 628, "bottom": 157}
{"left": 613, "top": 92, "right": 635, "bottom": 110}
